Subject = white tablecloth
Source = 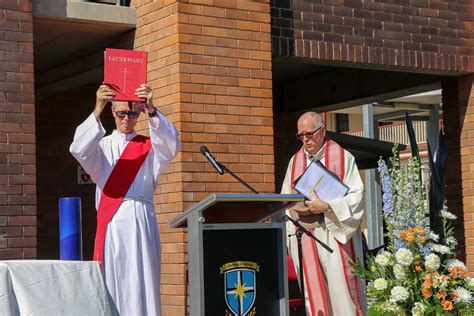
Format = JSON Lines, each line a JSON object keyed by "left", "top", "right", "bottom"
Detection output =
{"left": 0, "top": 260, "right": 118, "bottom": 315}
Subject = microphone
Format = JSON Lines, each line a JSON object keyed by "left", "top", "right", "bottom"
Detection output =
{"left": 200, "top": 145, "right": 224, "bottom": 175}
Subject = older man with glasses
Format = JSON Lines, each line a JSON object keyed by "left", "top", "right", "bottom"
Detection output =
{"left": 70, "top": 83, "right": 180, "bottom": 315}
{"left": 281, "top": 111, "right": 366, "bottom": 316}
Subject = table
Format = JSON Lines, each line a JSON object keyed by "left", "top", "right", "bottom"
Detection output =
{"left": 0, "top": 260, "right": 118, "bottom": 315}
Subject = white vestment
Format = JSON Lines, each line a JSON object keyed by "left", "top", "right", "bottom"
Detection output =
{"left": 282, "top": 143, "right": 366, "bottom": 316}
{"left": 70, "top": 111, "right": 179, "bottom": 315}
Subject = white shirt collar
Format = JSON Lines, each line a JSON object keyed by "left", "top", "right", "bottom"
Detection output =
{"left": 304, "top": 142, "right": 326, "bottom": 161}
{"left": 112, "top": 129, "right": 137, "bottom": 141}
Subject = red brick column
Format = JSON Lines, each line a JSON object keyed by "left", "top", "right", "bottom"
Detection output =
{"left": 0, "top": 0, "right": 36, "bottom": 259}
{"left": 443, "top": 75, "right": 474, "bottom": 271}
{"left": 133, "top": 1, "right": 273, "bottom": 314}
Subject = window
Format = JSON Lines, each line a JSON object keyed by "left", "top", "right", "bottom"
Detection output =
{"left": 336, "top": 113, "right": 349, "bottom": 132}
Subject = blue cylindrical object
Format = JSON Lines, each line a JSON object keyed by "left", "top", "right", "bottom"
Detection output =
{"left": 59, "top": 197, "right": 83, "bottom": 260}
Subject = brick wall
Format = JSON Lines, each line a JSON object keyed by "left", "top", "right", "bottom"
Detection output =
{"left": 272, "top": 0, "right": 474, "bottom": 73}
{"left": 443, "top": 75, "right": 474, "bottom": 272}
{"left": 133, "top": 1, "right": 273, "bottom": 314}
{"left": 133, "top": 3, "right": 186, "bottom": 313}
{"left": 35, "top": 86, "right": 115, "bottom": 259}
{"left": 0, "top": 1, "right": 36, "bottom": 259}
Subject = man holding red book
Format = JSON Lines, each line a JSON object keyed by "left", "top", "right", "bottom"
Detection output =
{"left": 70, "top": 84, "right": 180, "bottom": 315}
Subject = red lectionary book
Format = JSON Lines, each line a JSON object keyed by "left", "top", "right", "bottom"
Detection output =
{"left": 104, "top": 48, "right": 148, "bottom": 102}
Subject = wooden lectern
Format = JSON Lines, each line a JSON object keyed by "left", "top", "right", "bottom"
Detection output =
{"left": 169, "top": 193, "right": 303, "bottom": 316}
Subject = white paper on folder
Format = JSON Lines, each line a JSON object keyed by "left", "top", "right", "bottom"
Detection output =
{"left": 293, "top": 160, "right": 349, "bottom": 201}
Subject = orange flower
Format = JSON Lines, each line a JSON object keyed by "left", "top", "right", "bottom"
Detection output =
{"left": 399, "top": 229, "right": 415, "bottom": 242}
{"left": 415, "top": 265, "right": 422, "bottom": 272}
{"left": 423, "top": 274, "right": 433, "bottom": 288}
{"left": 422, "top": 288, "right": 432, "bottom": 298}
{"left": 418, "top": 235, "right": 426, "bottom": 244}
{"left": 413, "top": 227, "right": 424, "bottom": 234}
{"left": 449, "top": 292, "right": 458, "bottom": 299}
{"left": 442, "top": 299, "right": 453, "bottom": 311}
{"left": 405, "top": 232, "right": 414, "bottom": 242}
{"left": 437, "top": 291, "right": 446, "bottom": 300}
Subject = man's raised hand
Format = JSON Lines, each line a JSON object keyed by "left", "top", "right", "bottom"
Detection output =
{"left": 94, "top": 85, "right": 115, "bottom": 118}
{"left": 135, "top": 84, "right": 155, "bottom": 112}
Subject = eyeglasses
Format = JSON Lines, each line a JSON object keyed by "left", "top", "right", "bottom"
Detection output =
{"left": 296, "top": 125, "right": 323, "bottom": 140}
{"left": 115, "top": 111, "right": 139, "bottom": 119}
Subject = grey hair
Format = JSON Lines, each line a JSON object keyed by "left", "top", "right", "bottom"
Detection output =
{"left": 111, "top": 101, "right": 141, "bottom": 111}
{"left": 298, "top": 111, "right": 323, "bottom": 129}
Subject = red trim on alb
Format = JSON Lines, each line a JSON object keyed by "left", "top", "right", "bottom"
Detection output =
{"left": 290, "top": 147, "right": 306, "bottom": 190}
{"left": 337, "top": 241, "right": 363, "bottom": 315}
{"left": 93, "top": 135, "right": 151, "bottom": 270}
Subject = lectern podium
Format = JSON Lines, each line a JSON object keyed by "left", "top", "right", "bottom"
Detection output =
{"left": 169, "top": 193, "right": 304, "bottom": 316}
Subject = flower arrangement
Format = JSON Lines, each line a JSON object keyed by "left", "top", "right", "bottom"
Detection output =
{"left": 355, "top": 148, "right": 474, "bottom": 315}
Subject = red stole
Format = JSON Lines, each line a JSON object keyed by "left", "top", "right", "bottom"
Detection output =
{"left": 93, "top": 135, "right": 151, "bottom": 270}
{"left": 290, "top": 138, "right": 362, "bottom": 315}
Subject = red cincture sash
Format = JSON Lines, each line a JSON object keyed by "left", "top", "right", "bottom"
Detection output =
{"left": 290, "top": 138, "right": 362, "bottom": 315}
{"left": 93, "top": 135, "right": 151, "bottom": 270}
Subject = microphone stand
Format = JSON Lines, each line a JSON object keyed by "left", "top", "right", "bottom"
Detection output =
{"left": 296, "top": 228, "right": 305, "bottom": 311}
{"left": 283, "top": 215, "right": 333, "bottom": 253}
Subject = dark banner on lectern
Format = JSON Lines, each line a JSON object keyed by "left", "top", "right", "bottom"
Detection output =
{"left": 203, "top": 227, "right": 281, "bottom": 315}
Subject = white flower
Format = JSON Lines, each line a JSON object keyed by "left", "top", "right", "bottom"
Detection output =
{"left": 433, "top": 273, "right": 448, "bottom": 290}
{"left": 453, "top": 287, "right": 473, "bottom": 303}
{"left": 393, "top": 264, "right": 406, "bottom": 279}
{"left": 446, "top": 259, "right": 466, "bottom": 270}
{"left": 432, "top": 244, "right": 451, "bottom": 254}
{"left": 390, "top": 286, "right": 409, "bottom": 302}
{"left": 466, "top": 277, "right": 474, "bottom": 287}
{"left": 441, "top": 210, "right": 457, "bottom": 220}
{"left": 425, "top": 253, "right": 441, "bottom": 271}
{"left": 411, "top": 302, "right": 426, "bottom": 316}
{"left": 375, "top": 251, "right": 391, "bottom": 267}
{"left": 445, "top": 236, "right": 457, "bottom": 246}
{"left": 381, "top": 300, "right": 397, "bottom": 312}
{"left": 373, "top": 278, "right": 388, "bottom": 291}
{"left": 380, "top": 300, "right": 398, "bottom": 315}
{"left": 395, "top": 248, "right": 413, "bottom": 266}
{"left": 428, "top": 231, "right": 439, "bottom": 242}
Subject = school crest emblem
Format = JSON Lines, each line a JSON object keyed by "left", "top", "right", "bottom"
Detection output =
{"left": 220, "top": 261, "right": 259, "bottom": 316}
